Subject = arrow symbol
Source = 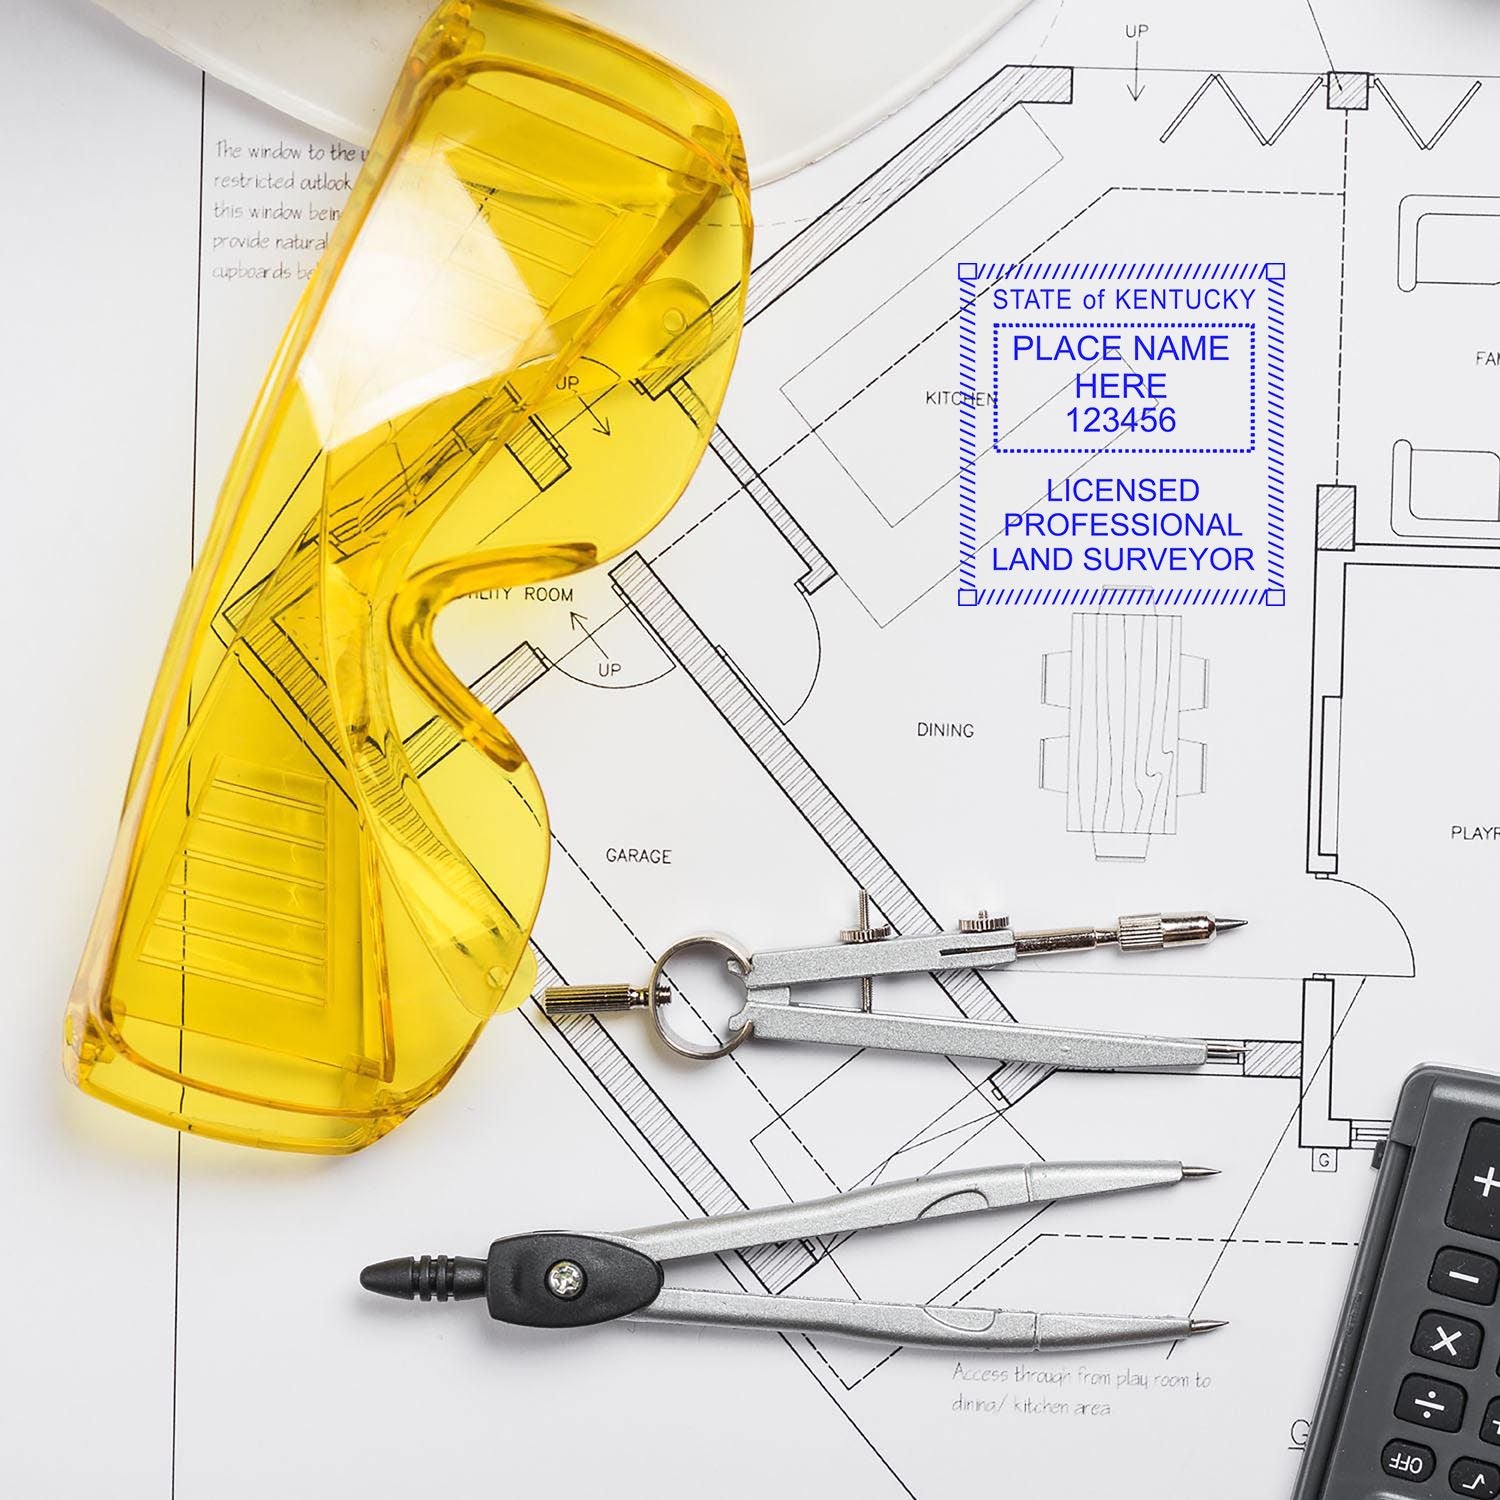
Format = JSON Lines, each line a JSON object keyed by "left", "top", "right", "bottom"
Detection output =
{"left": 1128, "top": 35, "right": 1145, "bottom": 100}
{"left": 570, "top": 610, "right": 610, "bottom": 662}
{"left": 578, "top": 391, "right": 612, "bottom": 437}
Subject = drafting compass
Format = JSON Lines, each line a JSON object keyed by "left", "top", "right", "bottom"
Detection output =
{"left": 361, "top": 1158, "right": 1226, "bottom": 1352}
{"left": 543, "top": 900, "right": 1246, "bottom": 1069}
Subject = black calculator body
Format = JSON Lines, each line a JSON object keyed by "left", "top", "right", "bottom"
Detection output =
{"left": 1296, "top": 1066, "right": 1500, "bottom": 1499}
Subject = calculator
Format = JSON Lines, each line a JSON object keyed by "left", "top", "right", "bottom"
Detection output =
{"left": 1296, "top": 1066, "right": 1500, "bottom": 1499}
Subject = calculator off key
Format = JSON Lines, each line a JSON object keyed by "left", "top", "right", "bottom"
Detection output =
{"left": 1381, "top": 1439, "right": 1435, "bottom": 1483}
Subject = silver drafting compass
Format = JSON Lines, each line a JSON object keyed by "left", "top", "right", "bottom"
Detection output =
{"left": 362, "top": 1159, "right": 1226, "bottom": 1352}
{"left": 543, "top": 900, "right": 1246, "bottom": 1069}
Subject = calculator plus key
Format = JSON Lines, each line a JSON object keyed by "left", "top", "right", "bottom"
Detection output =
{"left": 1447, "top": 1123, "right": 1500, "bottom": 1240}
{"left": 1431, "top": 1248, "right": 1500, "bottom": 1307}
{"left": 1470, "top": 1398, "right": 1500, "bottom": 1446}
{"left": 1412, "top": 1310, "right": 1483, "bottom": 1369}
{"left": 1481, "top": 1398, "right": 1500, "bottom": 1446}
{"left": 1450, "top": 1457, "right": 1500, "bottom": 1497}
{"left": 1397, "top": 1373, "right": 1467, "bottom": 1433}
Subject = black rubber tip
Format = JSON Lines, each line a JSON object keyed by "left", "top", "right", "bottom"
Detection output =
{"left": 360, "top": 1254, "right": 487, "bottom": 1302}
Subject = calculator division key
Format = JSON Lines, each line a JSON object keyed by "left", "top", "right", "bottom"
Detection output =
{"left": 1382, "top": 1439, "right": 1436, "bottom": 1483}
{"left": 1450, "top": 1456, "right": 1500, "bottom": 1497}
{"left": 1432, "top": 1248, "right": 1500, "bottom": 1306}
{"left": 1413, "top": 1310, "right": 1484, "bottom": 1369}
{"left": 1447, "top": 1122, "right": 1500, "bottom": 1240}
{"left": 1397, "top": 1374, "right": 1468, "bottom": 1433}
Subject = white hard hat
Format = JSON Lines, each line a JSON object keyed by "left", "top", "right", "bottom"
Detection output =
{"left": 91, "top": 0, "right": 1030, "bottom": 184}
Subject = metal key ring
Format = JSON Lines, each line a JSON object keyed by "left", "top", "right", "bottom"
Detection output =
{"left": 646, "top": 933, "right": 755, "bottom": 1060}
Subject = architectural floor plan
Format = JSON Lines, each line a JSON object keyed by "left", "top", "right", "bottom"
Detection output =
{"left": 14, "top": 2, "right": 1500, "bottom": 1497}
{"left": 459, "top": 24, "right": 1500, "bottom": 1493}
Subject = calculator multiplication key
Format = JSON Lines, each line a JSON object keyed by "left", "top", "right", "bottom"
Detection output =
{"left": 1447, "top": 1122, "right": 1500, "bottom": 1240}
{"left": 1431, "top": 1248, "right": 1500, "bottom": 1306}
{"left": 1412, "top": 1310, "right": 1484, "bottom": 1369}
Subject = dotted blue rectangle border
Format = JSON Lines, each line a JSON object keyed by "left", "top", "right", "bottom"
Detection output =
{"left": 956, "top": 261, "right": 1286, "bottom": 608}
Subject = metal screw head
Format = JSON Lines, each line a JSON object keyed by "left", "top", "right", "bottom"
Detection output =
{"left": 546, "top": 1260, "right": 586, "bottom": 1300}
{"left": 839, "top": 923, "right": 892, "bottom": 943}
{"left": 958, "top": 910, "right": 1010, "bottom": 933}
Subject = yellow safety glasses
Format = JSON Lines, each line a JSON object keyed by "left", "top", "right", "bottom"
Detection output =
{"left": 64, "top": 0, "right": 751, "bottom": 1152}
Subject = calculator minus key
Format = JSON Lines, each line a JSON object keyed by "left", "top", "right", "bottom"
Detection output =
{"left": 1397, "top": 1373, "right": 1468, "bottom": 1433}
{"left": 1432, "top": 1248, "right": 1500, "bottom": 1306}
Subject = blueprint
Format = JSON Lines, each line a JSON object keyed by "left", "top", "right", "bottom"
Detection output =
{"left": 13, "top": 1, "right": 1500, "bottom": 1496}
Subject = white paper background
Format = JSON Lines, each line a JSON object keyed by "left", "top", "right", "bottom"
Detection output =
{"left": 8, "top": 2, "right": 1500, "bottom": 1496}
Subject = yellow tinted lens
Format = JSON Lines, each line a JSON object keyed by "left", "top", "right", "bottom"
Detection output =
{"left": 64, "top": 0, "right": 751, "bottom": 1152}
